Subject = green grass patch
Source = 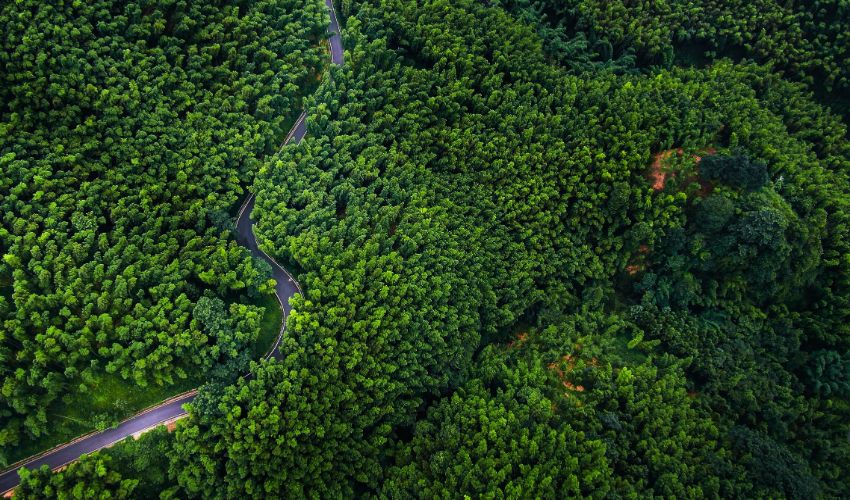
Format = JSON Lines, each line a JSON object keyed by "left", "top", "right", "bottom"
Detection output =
{"left": 251, "top": 292, "right": 284, "bottom": 359}
{"left": 10, "top": 373, "right": 201, "bottom": 465}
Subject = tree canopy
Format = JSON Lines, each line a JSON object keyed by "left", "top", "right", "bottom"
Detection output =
{"left": 0, "top": 0, "right": 327, "bottom": 463}
{"left": 8, "top": 0, "right": 850, "bottom": 497}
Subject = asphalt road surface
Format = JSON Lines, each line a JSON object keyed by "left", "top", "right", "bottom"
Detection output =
{"left": 0, "top": 3, "right": 344, "bottom": 495}
{"left": 327, "top": 0, "right": 345, "bottom": 65}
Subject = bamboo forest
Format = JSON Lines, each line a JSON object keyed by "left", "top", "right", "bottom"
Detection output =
{"left": 1, "top": 0, "right": 849, "bottom": 497}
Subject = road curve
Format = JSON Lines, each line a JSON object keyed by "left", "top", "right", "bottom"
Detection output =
{"left": 0, "top": 2, "right": 344, "bottom": 495}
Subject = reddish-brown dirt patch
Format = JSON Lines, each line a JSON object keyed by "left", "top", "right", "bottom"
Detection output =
{"left": 563, "top": 381, "right": 585, "bottom": 392}
{"left": 649, "top": 149, "right": 679, "bottom": 190}
{"left": 507, "top": 332, "right": 528, "bottom": 349}
{"left": 626, "top": 245, "right": 651, "bottom": 276}
{"left": 548, "top": 348, "right": 595, "bottom": 396}
{"left": 649, "top": 147, "right": 717, "bottom": 191}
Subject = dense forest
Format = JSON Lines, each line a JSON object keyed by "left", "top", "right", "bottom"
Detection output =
{"left": 0, "top": 0, "right": 327, "bottom": 464}
{"left": 493, "top": 0, "right": 850, "bottom": 116}
{"left": 5, "top": 0, "right": 850, "bottom": 497}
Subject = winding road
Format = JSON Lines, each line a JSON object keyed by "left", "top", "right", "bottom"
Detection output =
{"left": 0, "top": 1, "right": 344, "bottom": 495}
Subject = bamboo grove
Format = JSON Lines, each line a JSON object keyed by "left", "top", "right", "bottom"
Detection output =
{"left": 3, "top": 0, "right": 850, "bottom": 497}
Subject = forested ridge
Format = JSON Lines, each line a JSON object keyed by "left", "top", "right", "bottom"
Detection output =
{"left": 6, "top": 0, "right": 850, "bottom": 498}
{"left": 0, "top": 0, "right": 327, "bottom": 464}
{"left": 493, "top": 0, "right": 850, "bottom": 116}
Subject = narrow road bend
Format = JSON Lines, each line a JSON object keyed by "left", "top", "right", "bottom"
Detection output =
{"left": 0, "top": 1, "right": 344, "bottom": 494}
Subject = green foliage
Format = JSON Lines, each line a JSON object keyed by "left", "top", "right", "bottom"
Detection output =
{"left": 6, "top": 0, "right": 850, "bottom": 497}
{"left": 729, "top": 425, "right": 820, "bottom": 498}
{"left": 806, "top": 350, "right": 850, "bottom": 398}
{"left": 167, "top": 0, "right": 850, "bottom": 495}
{"left": 497, "top": 0, "right": 850, "bottom": 107}
{"left": 631, "top": 143, "right": 850, "bottom": 494}
{"left": 384, "top": 352, "right": 611, "bottom": 498}
{"left": 384, "top": 313, "right": 737, "bottom": 497}
{"left": 16, "top": 454, "right": 138, "bottom": 499}
{"left": 13, "top": 427, "right": 181, "bottom": 499}
{"left": 100, "top": 428, "right": 177, "bottom": 499}
{"left": 699, "top": 154, "right": 769, "bottom": 191}
{"left": 0, "top": 0, "right": 326, "bottom": 462}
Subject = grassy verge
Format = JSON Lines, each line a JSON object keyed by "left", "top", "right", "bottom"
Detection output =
{"left": 10, "top": 374, "right": 202, "bottom": 465}
{"left": 252, "top": 293, "right": 284, "bottom": 359}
